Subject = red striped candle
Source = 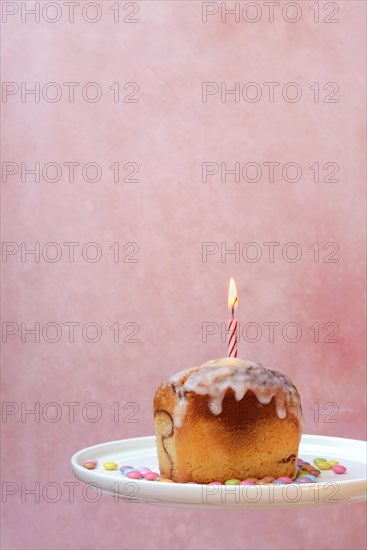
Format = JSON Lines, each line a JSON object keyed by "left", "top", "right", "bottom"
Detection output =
{"left": 227, "top": 278, "right": 238, "bottom": 358}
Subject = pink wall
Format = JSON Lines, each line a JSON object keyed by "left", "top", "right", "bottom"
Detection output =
{"left": 1, "top": 1, "right": 366, "bottom": 548}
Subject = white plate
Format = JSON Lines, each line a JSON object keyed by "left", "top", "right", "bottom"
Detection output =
{"left": 71, "top": 434, "right": 367, "bottom": 509}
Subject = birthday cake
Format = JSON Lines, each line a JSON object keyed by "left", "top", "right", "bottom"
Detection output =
{"left": 153, "top": 357, "right": 302, "bottom": 484}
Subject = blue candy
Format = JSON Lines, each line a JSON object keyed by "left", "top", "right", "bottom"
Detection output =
{"left": 120, "top": 467, "right": 134, "bottom": 475}
{"left": 295, "top": 477, "right": 313, "bottom": 484}
{"left": 301, "top": 474, "right": 318, "bottom": 482}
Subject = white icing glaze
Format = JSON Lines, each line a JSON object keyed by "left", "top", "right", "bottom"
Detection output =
{"left": 167, "top": 357, "right": 302, "bottom": 429}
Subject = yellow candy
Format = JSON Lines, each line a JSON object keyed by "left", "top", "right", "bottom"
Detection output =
{"left": 317, "top": 461, "right": 332, "bottom": 470}
{"left": 159, "top": 478, "right": 174, "bottom": 483}
{"left": 103, "top": 462, "right": 118, "bottom": 470}
{"left": 328, "top": 460, "right": 339, "bottom": 466}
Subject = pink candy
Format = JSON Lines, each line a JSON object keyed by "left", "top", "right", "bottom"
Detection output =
{"left": 276, "top": 477, "right": 293, "bottom": 484}
{"left": 144, "top": 472, "right": 159, "bottom": 481}
{"left": 332, "top": 465, "right": 347, "bottom": 474}
{"left": 137, "top": 467, "right": 151, "bottom": 475}
{"left": 208, "top": 481, "right": 223, "bottom": 485}
{"left": 126, "top": 470, "right": 143, "bottom": 479}
{"left": 240, "top": 480, "right": 256, "bottom": 485}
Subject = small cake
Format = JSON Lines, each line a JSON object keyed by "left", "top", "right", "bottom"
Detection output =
{"left": 154, "top": 358, "right": 302, "bottom": 483}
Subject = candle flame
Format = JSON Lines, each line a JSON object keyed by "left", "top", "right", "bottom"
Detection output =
{"left": 228, "top": 277, "right": 238, "bottom": 315}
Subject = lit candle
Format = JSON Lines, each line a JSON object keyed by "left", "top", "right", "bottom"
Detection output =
{"left": 227, "top": 277, "right": 238, "bottom": 358}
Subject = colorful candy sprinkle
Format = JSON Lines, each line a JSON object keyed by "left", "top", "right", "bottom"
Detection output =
{"left": 83, "top": 461, "right": 97, "bottom": 470}
{"left": 144, "top": 472, "right": 159, "bottom": 481}
{"left": 296, "top": 471, "right": 310, "bottom": 478}
{"left": 276, "top": 476, "right": 293, "bottom": 484}
{"left": 301, "top": 464, "right": 320, "bottom": 474}
{"left": 137, "top": 467, "right": 151, "bottom": 475}
{"left": 296, "top": 477, "right": 315, "bottom": 484}
{"left": 302, "top": 474, "right": 318, "bottom": 482}
{"left": 317, "top": 461, "right": 332, "bottom": 470}
{"left": 256, "top": 476, "right": 275, "bottom": 484}
{"left": 126, "top": 470, "right": 143, "bottom": 479}
{"left": 332, "top": 465, "right": 347, "bottom": 474}
{"left": 120, "top": 467, "right": 134, "bottom": 475}
{"left": 103, "top": 462, "right": 118, "bottom": 471}
{"left": 88, "top": 454, "right": 346, "bottom": 485}
{"left": 225, "top": 479, "right": 240, "bottom": 485}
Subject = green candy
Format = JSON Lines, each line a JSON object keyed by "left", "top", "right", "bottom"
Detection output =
{"left": 317, "top": 461, "right": 332, "bottom": 470}
{"left": 313, "top": 458, "right": 327, "bottom": 463}
{"left": 297, "top": 471, "right": 310, "bottom": 478}
{"left": 225, "top": 479, "right": 240, "bottom": 485}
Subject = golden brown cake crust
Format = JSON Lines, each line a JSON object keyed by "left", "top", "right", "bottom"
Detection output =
{"left": 154, "top": 358, "right": 302, "bottom": 483}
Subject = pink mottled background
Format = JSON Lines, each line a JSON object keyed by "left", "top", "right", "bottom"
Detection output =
{"left": 1, "top": 1, "right": 366, "bottom": 549}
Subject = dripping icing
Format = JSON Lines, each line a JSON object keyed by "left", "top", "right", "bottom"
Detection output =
{"left": 167, "top": 357, "right": 303, "bottom": 429}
